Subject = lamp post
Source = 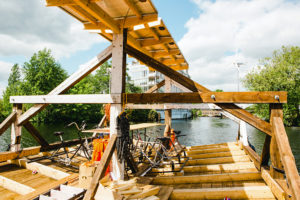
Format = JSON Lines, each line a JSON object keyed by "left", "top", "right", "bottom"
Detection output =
{"left": 233, "top": 62, "right": 244, "bottom": 91}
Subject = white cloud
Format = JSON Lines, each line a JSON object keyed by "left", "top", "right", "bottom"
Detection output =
{"left": 179, "top": 0, "right": 300, "bottom": 91}
{"left": 0, "top": 0, "right": 105, "bottom": 59}
{"left": 0, "top": 61, "right": 13, "bottom": 97}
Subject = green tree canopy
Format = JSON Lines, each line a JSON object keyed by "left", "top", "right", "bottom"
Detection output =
{"left": 243, "top": 46, "right": 300, "bottom": 126}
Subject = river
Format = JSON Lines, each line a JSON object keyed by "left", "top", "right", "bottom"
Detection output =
{"left": 0, "top": 117, "right": 299, "bottom": 170}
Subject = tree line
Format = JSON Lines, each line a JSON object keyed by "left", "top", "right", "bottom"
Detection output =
{"left": 0, "top": 49, "right": 158, "bottom": 124}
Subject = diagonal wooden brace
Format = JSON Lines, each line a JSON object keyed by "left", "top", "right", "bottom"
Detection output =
{"left": 125, "top": 44, "right": 272, "bottom": 136}
{"left": 16, "top": 45, "right": 113, "bottom": 126}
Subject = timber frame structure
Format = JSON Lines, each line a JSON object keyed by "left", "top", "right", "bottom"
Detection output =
{"left": 0, "top": 0, "right": 299, "bottom": 199}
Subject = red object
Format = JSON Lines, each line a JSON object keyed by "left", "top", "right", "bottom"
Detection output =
{"left": 92, "top": 138, "right": 110, "bottom": 175}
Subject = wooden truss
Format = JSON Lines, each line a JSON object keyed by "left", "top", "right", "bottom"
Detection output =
{"left": 0, "top": 29, "right": 299, "bottom": 199}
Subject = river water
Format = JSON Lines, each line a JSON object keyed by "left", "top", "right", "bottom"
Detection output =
{"left": 0, "top": 117, "right": 299, "bottom": 170}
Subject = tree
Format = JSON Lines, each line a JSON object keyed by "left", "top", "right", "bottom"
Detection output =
{"left": 243, "top": 46, "right": 300, "bottom": 126}
{"left": 2, "top": 64, "right": 22, "bottom": 116}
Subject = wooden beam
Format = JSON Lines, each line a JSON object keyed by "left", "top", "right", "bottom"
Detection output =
{"left": 17, "top": 45, "right": 112, "bottom": 126}
{"left": 273, "top": 117, "right": 300, "bottom": 200}
{"left": 0, "top": 146, "right": 41, "bottom": 162}
{"left": 123, "top": 0, "right": 142, "bottom": 19}
{"left": 152, "top": 172, "right": 262, "bottom": 185}
{"left": 140, "top": 37, "right": 173, "bottom": 47}
{"left": 0, "top": 111, "right": 16, "bottom": 136}
{"left": 125, "top": 92, "right": 287, "bottom": 104}
{"left": 0, "top": 175, "right": 35, "bottom": 195}
{"left": 161, "top": 58, "right": 185, "bottom": 65}
{"left": 125, "top": 103, "right": 213, "bottom": 110}
{"left": 186, "top": 155, "right": 250, "bottom": 166}
{"left": 83, "top": 14, "right": 158, "bottom": 30}
{"left": 74, "top": 0, "right": 120, "bottom": 33}
{"left": 23, "top": 122, "right": 49, "bottom": 147}
{"left": 171, "top": 186, "right": 275, "bottom": 200}
{"left": 269, "top": 104, "right": 284, "bottom": 179}
{"left": 10, "top": 94, "right": 121, "bottom": 104}
{"left": 145, "top": 80, "right": 165, "bottom": 93}
{"left": 152, "top": 49, "right": 180, "bottom": 58}
{"left": 46, "top": 0, "right": 99, "bottom": 6}
{"left": 10, "top": 159, "right": 69, "bottom": 180}
{"left": 83, "top": 134, "right": 117, "bottom": 200}
{"left": 261, "top": 167, "right": 286, "bottom": 200}
{"left": 11, "top": 104, "right": 22, "bottom": 152}
{"left": 243, "top": 144, "right": 261, "bottom": 170}
{"left": 125, "top": 44, "right": 273, "bottom": 135}
{"left": 18, "top": 173, "right": 78, "bottom": 200}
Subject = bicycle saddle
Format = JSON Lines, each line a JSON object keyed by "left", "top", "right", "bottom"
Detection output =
{"left": 54, "top": 131, "right": 64, "bottom": 136}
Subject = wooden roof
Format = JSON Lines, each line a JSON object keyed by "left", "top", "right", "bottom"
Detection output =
{"left": 45, "top": 0, "right": 188, "bottom": 71}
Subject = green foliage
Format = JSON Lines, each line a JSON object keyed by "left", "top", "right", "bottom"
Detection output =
{"left": 243, "top": 46, "right": 300, "bottom": 126}
{"left": 148, "top": 109, "right": 159, "bottom": 122}
{"left": 0, "top": 49, "right": 146, "bottom": 124}
{"left": 191, "top": 109, "right": 202, "bottom": 118}
{"left": 215, "top": 89, "right": 223, "bottom": 92}
{"left": 2, "top": 64, "right": 23, "bottom": 116}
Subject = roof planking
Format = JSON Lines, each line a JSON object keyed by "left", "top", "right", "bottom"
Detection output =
{"left": 45, "top": 0, "right": 188, "bottom": 71}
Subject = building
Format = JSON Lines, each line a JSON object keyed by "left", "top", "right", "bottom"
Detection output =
{"left": 127, "top": 61, "right": 192, "bottom": 119}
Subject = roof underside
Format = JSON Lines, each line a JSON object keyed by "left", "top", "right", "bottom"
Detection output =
{"left": 45, "top": 0, "right": 188, "bottom": 71}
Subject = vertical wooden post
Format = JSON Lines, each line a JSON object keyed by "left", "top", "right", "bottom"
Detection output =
{"left": 269, "top": 103, "right": 284, "bottom": 179}
{"left": 164, "top": 76, "right": 172, "bottom": 137}
{"left": 110, "top": 29, "right": 127, "bottom": 180}
{"left": 11, "top": 104, "right": 22, "bottom": 152}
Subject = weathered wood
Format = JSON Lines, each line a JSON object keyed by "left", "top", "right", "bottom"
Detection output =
{"left": 10, "top": 94, "right": 121, "bottom": 104}
{"left": 269, "top": 104, "right": 284, "bottom": 179}
{"left": 261, "top": 167, "right": 286, "bottom": 200}
{"left": 152, "top": 172, "right": 262, "bottom": 185}
{"left": 189, "top": 150, "right": 245, "bottom": 159}
{"left": 145, "top": 80, "right": 165, "bottom": 93}
{"left": 171, "top": 186, "right": 275, "bottom": 200}
{"left": 187, "top": 146, "right": 241, "bottom": 155}
{"left": 243, "top": 144, "right": 261, "bottom": 170}
{"left": 83, "top": 134, "right": 117, "bottom": 200}
{"left": 261, "top": 134, "right": 271, "bottom": 167}
{"left": 124, "top": 92, "right": 287, "bottom": 104}
{"left": 17, "top": 45, "right": 112, "bottom": 126}
{"left": 23, "top": 122, "right": 49, "bottom": 147}
{"left": 11, "top": 104, "right": 22, "bottom": 152}
{"left": 0, "top": 111, "right": 16, "bottom": 136}
{"left": 18, "top": 173, "right": 79, "bottom": 200}
{"left": 125, "top": 44, "right": 273, "bottom": 135}
{"left": 0, "top": 175, "right": 35, "bottom": 195}
{"left": 273, "top": 117, "right": 300, "bottom": 200}
{"left": 0, "top": 146, "right": 41, "bottom": 162}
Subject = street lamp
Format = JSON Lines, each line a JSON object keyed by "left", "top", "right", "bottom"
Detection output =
{"left": 233, "top": 62, "right": 244, "bottom": 91}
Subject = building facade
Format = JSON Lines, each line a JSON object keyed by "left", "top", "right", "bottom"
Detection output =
{"left": 127, "top": 61, "right": 192, "bottom": 119}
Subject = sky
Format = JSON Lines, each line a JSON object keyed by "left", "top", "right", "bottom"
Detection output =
{"left": 0, "top": 0, "right": 300, "bottom": 96}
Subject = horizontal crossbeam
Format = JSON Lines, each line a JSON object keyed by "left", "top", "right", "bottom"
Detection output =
{"left": 10, "top": 94, "right": 121, "bottom": 104}
{"left": 125, "top": 92, "right": 287, "bottom": 104}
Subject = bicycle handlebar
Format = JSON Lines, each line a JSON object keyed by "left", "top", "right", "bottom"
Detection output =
{"left": 67, "top": 121, "right": 86, "bottom": 131}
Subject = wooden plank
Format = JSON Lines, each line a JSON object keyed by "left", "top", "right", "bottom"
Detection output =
{"left": 10, "top": 159, "right": 69, "bottom": 180}
{"left": 164, "top": 77, "right": 172, "bottom": 134}
{"left": 10, "top": 94, "right": 121, "bottom": 104}
{"left": 152, "top": 49, "right": 180, "bottom": 58}
{"left": 140, "top": 37, "right": 173, "bottom": 47}
{"left": 0, "top": 175, "right": 35, "bottom": 195}
{"left": 83, "top": 14, "right": 158, "bottom": 30}
{"left": 171, "top": 186, "right": 275, "bottom": 200}
{"left": 74, "top": 0, "right": 120, "bottom": 33}
{"left": 145, "top": 80, "right": 165, "bottom": 93}
{"left": 125, "top": 92, "right": 287, "bottom": 104}
{"left": 125, "top": 44, "right": 273, "bottom": 135}
{"left": 189, "top": 150, "right": 246, "bottom": 159}
{"left": 243, "top": 145, "right": 261, "bottom": 170}
{"left": 152, "top": 172, "right": 262, "bottom": 185}
{"left": 18, "top": 173, "right": 78, "bottom": 200}
{"left": 261, "top": 167, "right": 286, "bottom": 200}
{"left": 11, "top": 104, "right": 22, "bottom": 152}
{"left": 157, "top": 186, "right": 173, "bottom": 200}
{"left": 83, "top": 134, "right": 117, "bottom": 200}
{"left": 23, "top": 122, "right": 49, "bottom": 147}
{"left": 273, "top": 117, "right": 300, "bottom": 200}
{"left": 270, "top": 104, "right": 284, "bottom": 179}
{"left": 0, "top": 146, "right": 41, "bottom": 162}
{"left": 17, "top": 45, "right": 112, "bottom": 126}
{"left": 186, "top": 155, "right": 251, "bottom": 166}
{"left": 0, "top": 111, "right": 16, "bottom": 136}
{"left": 187, "top": 146, "right": 241, "bottom": 155}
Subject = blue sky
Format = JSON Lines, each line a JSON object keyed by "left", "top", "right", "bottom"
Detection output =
{"left": 0, "top": 0, "right": 300, "bottom": 95}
